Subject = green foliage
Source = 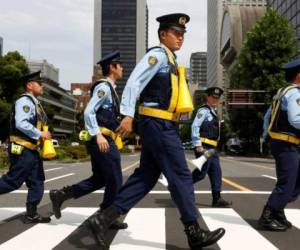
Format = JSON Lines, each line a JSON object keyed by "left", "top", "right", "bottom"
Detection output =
{"left": 55, "top": 145, "right": 88, "bottom": 160}
{"left": 179, "top": 106, "right": 201, "bottom": 142}
{"left": 228, "top": 8, "right": 298, "bottom": 151}
{"left": 0, "top": 149, "right": 9, "bottom": 171}
{"left": 0, "top": 51, "right": 29, "bottom": 141}
{"left": 230, "top": 9, "right": 298, "bottom": 93}
{"left": 0, "top": 100, "right": 11, "bottom": 141}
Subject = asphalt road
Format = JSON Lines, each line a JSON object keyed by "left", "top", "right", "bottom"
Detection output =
{"left": 0, "top": 151, "right": 299, "bottom": 250}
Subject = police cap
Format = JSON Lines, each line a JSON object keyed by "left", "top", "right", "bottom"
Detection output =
{"left": 97, "top": 50, "right": 121, "bottom": 68}
{"left": 156, "top": 13, "right": 190, "bottom": 32}
{"left": 21, "top": 71, "right": 42, "bottom": 87}
{"left": 206, "top": 87, "right": 224, "bottom": 99}
{"left": 283, "top": 58, "right": 300, "bottom": 82}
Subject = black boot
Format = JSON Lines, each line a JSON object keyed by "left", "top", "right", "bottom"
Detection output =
{"left": 88, "top": 205, "right": 121, "bottom": 248}
{"left": 50, "top": 186, "right": 74, "bottom": 219}
{"left": 98, "top": 208, "right": 128, "bottom": 230}
{"left": 184, "top": 221, "right": 225, "bottom": 249}
{"left": 23, "top": 203, "right": 51, "bottom": 224}
{"left": 212, "top": 192, "right": 232, "bottom": 207}
{"left": 258, "top": 205, "right": 287, "bottom": 231}
{"left": 109, "top": 220, "right": 128, "bottom": 230}
{"left": 274, "top": 209, "right": 292, "bottom": 228}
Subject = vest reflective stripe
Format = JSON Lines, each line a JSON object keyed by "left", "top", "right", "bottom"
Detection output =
{"left": 9, "top": 136, "right": 39, "bottom": 150}
{"left": 268, "top": 84, "right": 300, "bottom": 144}
{"left": 10, "top": 94, "right": 45, "bottom": 146}
{"left": 100, "top": 127, "right": 123, "bottom": 150}
{"left": 200, "top": 138, "right": 218, "bottom": 147}
{"left": 138, "top": 106, "right": 181, "bottom": 121}
{"left": 160, "top": 44, "right": 179, "bottom": 112}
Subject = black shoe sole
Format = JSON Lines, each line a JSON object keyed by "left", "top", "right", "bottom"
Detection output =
{"left": 201, "top": 228, "right": 226, "bottom": 247}
{"left": 87, "top": 218, "right": 109, "bottom": 250}
{"left": 49, "top": 191, "right": 62, "bottom": 219}
{"left": 258, "top": 221, "right": 287, "bottom": 231}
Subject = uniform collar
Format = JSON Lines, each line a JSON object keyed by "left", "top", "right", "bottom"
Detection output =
{"left": 25, "top": 92, "right": 39, "bottom": 104}
{"left": 160, "top": 43, "right": 177, "bottom": 59}
{"left": 106, "top": 77, "right": 116, "bottom": 89}
{"left": 206, "top": 103, "right": 217, "bottom": 115}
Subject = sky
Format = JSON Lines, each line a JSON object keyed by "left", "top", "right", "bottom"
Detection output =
{"left": 0, "top": 0, "right": 207, "bottom": 90}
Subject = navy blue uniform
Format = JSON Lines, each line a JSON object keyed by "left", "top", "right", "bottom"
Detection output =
{"left": 0, "top": 94, "right": 45, "bottom": 205}
{"left": 263, "top": 85, "right": 300, "bottom": 210}
{"left": 112, "top": 45, "right": 199, "bottom": 223}
{"left": 71, "top": 78, "right": 123, "bottom": 209}
{"left": 191, "top": 105, "right": 222, "bottom": 192}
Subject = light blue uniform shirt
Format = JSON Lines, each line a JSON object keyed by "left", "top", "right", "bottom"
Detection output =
{"left": 120, "top": 46, "right": 173, "bottom": 117}
{"left": 84, "top": 78, "right": 117, "bottom": 136}
{"left": 191, "top": 105, "right": 217, "bottom": 147}
{"left": 15, "top": 93, "right": 42, "bottom": 140}
{"left": 262, "top": 86, "right": 300, "bottom": 139}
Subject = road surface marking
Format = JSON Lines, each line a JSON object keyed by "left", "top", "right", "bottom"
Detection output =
{"left": 222, "top": 157, "right": 274, "bottom": 170}
{"left": 0, "top": 208, "right": 25, "bottom": 222}
{"left": 11, "top": 190, "right": 272, "bottom": 194}
{"left": 285, "top": 209, "right": 300, "bottom": 230}
{"left": 0, "top": 207, "right": 98, "bottom": 250}
{"left": 222, "top": 177, "right": 252, "bottom": 191}
{"left": 111, "top": 208, "right": 165, "bottom": 250}
{"left": 122, "top": 160, "right": 139, "bottom": 173}
{"left": 45, "top": 167, "right": 63, "bottom": 172}
{"left": 200, "top": 208, "right": 278, "bottom": 250}
{"left": 45, "top": 173, "right": 75, "bottom": 183}
{"left": 262, "top": 175, "right": 277, "bottom": 180}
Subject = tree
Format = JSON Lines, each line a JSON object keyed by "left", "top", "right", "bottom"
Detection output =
{"left": 228, "top": 8, "right": 298, "bottom": 152}
{"left": 0, "top": 51, "right": 29, "bottom": 141}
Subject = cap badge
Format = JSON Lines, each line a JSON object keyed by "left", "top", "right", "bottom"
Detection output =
{"left": 179, "top": 16, "right": 186, "bottom": 25}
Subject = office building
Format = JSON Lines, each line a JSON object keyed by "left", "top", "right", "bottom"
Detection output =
{"left": 94, "top": 0, "right": 148, "bottom": 94}
{"left": 190, "top": 52, "right": 207, "bottom": 90}
{"left": 207, "top": 0, "right": 266, "bottom": 89}
{"left": 267, "top": 0, "right": 300, "bottom": 55}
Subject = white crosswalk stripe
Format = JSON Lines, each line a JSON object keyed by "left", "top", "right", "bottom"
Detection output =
{"left": 111, "top": 208, "right": 166, "bottom": 250}
{"left": 0, "top": 208, "right": 25, "bottom": 222}
{"left": 0, "top": 207, "right": 299, "bottom": 249}
{"left": 200, "top": 208, "right": 278, "bottom": 250}
{"left": 0, "top": 207, "right": 98, "bottom": 250}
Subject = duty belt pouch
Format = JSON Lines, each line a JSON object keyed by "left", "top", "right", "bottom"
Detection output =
{"left": 10, "top": 143, "right": 24, "bottom": 155}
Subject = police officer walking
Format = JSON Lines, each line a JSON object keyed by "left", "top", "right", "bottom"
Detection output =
{"left": 49, "top": 51, "right": 127, "bottom": 230}
{"left": 191, "top": 87, "right": 232, "bottom": 207}
{"left": 258, "top": 59, "right": 300, "bottom": 231}
{"left": 88, "top": 14, "right": 225, "bottom": 250}
{"left": 0, "top": 71, "right": 51, "bottom": 223}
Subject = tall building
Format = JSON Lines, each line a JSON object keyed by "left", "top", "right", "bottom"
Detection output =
{"left": 27, "top": 60, "right": 59, "bottom": 83}
{"left": 94, "top": 0, "right": 148, "bottom": 94}
{"left": 267, "top": 0, "right": 300, "bottom": 55}
{"left": 207, "top": 0, "right": 266, "bottom": 89}
{"left": 27, "top": 60, "right": 77, "bottom": 137}
{"left": 71, "top": 83, "right": 92, "bottom": 113}
{"left": 190, "top": 52, "right": 207, "bottom": 90}
{"left": 0, "top": 36, "right": 3, "bottom": 56}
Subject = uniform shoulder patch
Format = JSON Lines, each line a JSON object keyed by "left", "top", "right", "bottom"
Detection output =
{"left": 148, "top": 56, "right": 158, "bottom": 66}
{"left": 23, "top": 105, "right": 30, "bottom": 113}
{"left": 197, "top": 112, "right": 203, "bottom": 119}
{"left": 97, "top": 90, "right": 105, "bottom": 98}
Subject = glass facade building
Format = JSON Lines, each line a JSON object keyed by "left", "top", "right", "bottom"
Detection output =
{"left": 267, "top": 0, "right": 300, "bottom": 55}
{"left": 190, "top": 52, "right": 207, "bottom": 90}
{"left": 94, "top": 0, "right": 148, "bottom": 94}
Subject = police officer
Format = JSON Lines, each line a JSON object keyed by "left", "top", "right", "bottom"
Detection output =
{"left": 258, "top": 59, "right": 300, "bottom": 231}
{"left": 0, "top": 71, "right": 51, "bottom": 223}
{"left": 49, "top": 51, "right": 127, "bottom": 230}
{"left": 191, "top": 87, "right": 232, "bottom": 207}
{"left": 88, "top": 14, "right": 225, "bottom": 250}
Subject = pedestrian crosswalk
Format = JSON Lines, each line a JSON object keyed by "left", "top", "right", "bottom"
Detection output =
{"left": 0, "top": 207, "right": 299, "bottom": 250}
